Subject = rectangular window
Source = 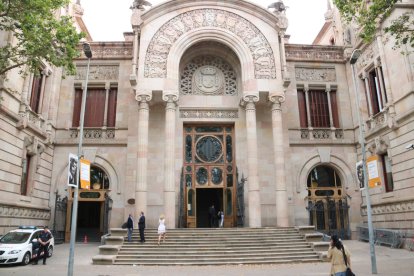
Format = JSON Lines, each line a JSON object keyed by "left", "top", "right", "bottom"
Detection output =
{"left": 297, "top": 90, "right": 308, "bottom": 128}
{"left": 297, "top": 89, "right": 339, "bottom": 128}
{"left": 29, "top": 71, "right": 43, "bottom": 113}
{"left": 72, "top": 88, "right": 117, "bottom": 128}
{"left": 21, "top": 155, "right": 31, "bottom": 195}
{"left": 107, "top": 88, "right": 118, "bottom": 127}
{"left": 381, "top": 154, "right": 394, "bottom": 192}
{"left": 366, "top": 67, "right": 386, "bottom": 115}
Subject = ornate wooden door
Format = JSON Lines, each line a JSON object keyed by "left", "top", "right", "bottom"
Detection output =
{"left": 183, "top": 125, "right": 236, "bottom": 228}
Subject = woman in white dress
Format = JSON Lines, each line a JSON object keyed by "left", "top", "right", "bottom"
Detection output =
{"left": 157, "top": 214, "right": 166, "bottom": 245}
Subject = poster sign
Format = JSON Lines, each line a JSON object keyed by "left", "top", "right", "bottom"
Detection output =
{"left": 80, "top": 158, "right": 91, "bottom": 189}
{"left": 355, "top": 160, "right": 365, "bottom": 190}
{"left": 367, "top": 155, "right": 381, "bottom": 188}
{"left": 68, "top": 154, "right": 78, "bottom": 187}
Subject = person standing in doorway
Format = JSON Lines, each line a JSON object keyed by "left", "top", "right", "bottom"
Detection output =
{"left": 33, "top": 226, "right": 52, "bottom": 265}
{"left": 138, "top": 211, "right": 146, "bottom": 243}
{"left": 126, "top": 214, "right": 133, "bottom": 242}
{"left": 218, "top": 210, "right": 224, "bottom": 228}
{"left": 208, "top": 204, "right": 216, "bottom": 228}
{"left": 157, "top": 214, "right": 166, "bottom": 245}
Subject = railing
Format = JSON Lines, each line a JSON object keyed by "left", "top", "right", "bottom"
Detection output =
{"left": 357, "top": 226, "right": 405, "bottom": 248}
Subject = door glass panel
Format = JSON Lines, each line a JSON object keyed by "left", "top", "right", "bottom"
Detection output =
{"left": 226, "top": 135, "right": 233, "bottom": 162}
{"left": 186, "top": 174, "right": 192, "bottom": 188}
{"left": 225, "top": 188, "right": 232, "bottom": 216}
{"left": 185, "top": 135, "right": 192, "bottom": 163}
{"left": 226, "top": 174, "right": 233, "bottom": 187}
{"left": 196, "top": 167, "right": 208, "bottom": 185}
{"left": 188, "top": 189, "right": 194, "bottom": 216}
{"left": 211, "top": 167, "right": 223, "bottom": 185}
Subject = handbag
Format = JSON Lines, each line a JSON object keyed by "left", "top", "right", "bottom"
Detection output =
{"left": 341, "top": 246, "right": 355, "bottom": 276}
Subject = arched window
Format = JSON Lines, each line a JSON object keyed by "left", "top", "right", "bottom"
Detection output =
{"left": 307, "top": 165, "right": 341, "bottom": 188}
{"left": 90, "top": 166, "right": 110, "bottom": 190}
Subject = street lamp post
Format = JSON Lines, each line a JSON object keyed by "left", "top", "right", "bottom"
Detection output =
{"left": 350, "top": 49, "right": 377, "bottom": 274}
{"left": 68, "top": 42, "right": 92, "bottom": 276}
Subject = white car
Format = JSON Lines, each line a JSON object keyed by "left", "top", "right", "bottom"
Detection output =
{"left": 0, "top": 226, "right": 54, "bottom": 265}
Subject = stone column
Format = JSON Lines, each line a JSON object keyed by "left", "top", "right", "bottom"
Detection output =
{"left": 135, "top": 94, "right": 151, "bottom": 217}
{"left": 163, "top": 93, "right": 178, "bottom": 228}
{"left": 269, "top": 95, "right": 289, "bottom": 227}
{"left": 242, "top": 95, "right": 261, "bottom": 227}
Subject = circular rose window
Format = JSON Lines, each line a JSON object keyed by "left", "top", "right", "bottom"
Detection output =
{"left": 195, "top": 136, "right": 223, "bottom": 163}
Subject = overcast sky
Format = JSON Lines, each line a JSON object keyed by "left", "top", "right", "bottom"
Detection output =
{"left": 81, "top": 0, "right": 327, "bottom": 44}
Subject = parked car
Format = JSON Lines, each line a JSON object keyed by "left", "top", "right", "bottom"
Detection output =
{"left": 0, "top": 226, "right": 54, "bottom": 265}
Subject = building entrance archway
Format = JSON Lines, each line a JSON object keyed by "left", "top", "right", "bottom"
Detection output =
{"left": 306, "top": 165, "right": 350, "bottom": 239}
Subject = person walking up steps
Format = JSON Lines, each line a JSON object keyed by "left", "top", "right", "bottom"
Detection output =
{"left": 157, "top": 214, "right": 166, "bottom": 245}
{"left": 138, "top": 211, "right": 146, "bottom": 243}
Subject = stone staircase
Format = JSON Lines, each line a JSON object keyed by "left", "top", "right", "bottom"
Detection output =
{"left": 93, "top": 226, "right": 329, "bottom": 265}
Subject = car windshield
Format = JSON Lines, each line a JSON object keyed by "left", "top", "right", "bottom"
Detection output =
{"left": 0, "top": 232, "right": 31, "bottom": 244}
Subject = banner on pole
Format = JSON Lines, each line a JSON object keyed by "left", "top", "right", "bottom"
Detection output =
{"left": 68, "top": 154, "right": 78, "bottom": 187}
{"left": 356, "top": 160, "right": 365, "bottom": 190}
{"left": 367, "top": 155, "right": 381, "bottom": 188}
{"left": 80, "top": 158, "right": 91, "bottom": 189}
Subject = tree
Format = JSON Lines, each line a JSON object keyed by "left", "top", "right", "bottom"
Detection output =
{"left": 334, "top": 0, "right": 414, "bottom": 49}
{"left": 0, "top": 0, "right": 84, "bottom": 76}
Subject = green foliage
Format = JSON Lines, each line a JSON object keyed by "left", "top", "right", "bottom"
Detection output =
{"left": 0, "top": 0, "right": 84, "bottom": 76}
{"left": 334, "top": 0, "right": 413, "bottom": 49}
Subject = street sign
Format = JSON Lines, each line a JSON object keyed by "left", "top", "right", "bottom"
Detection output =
{"left": 367, "top": 155, "right": 381, "bottom": 188}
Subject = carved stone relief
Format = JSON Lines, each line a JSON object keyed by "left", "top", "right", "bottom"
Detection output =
{"left": 0, "top": 204, "right": 50, "bottom": 219}
{"left": 180, "top": 109, "right": 238, "bottom": 119}
{"left": 361, "top": 200, "right": 414, "bottom": 216}
{"left": 295, "top": 67, "right": 336, "bottom": 82}
{"left": 75, "top": 65, "right": 119, "bottom": 80}
{"left": 181, "top": 56, "right": 237, "bottom": 96}
{"left": 356, "top": 42, "right": 379, "bottom": 71}
{"left": 145, "top": 9, "right": 276, "bottom": 79}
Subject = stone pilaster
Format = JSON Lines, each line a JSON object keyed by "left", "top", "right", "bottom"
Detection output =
{"left": 135, "top": 94, "right": 151, "bottom": 217}
{"left": 269, "top": 94, "right": 289, "bottom": 227}
{"left": 242, "top": 95, "right": 261, "bottom": 227}
{"left": 163, "top": 93, "right": 178, "bottom": 229}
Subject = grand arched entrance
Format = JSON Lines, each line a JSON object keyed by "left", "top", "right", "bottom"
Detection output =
{"left": 65, "top": 165, "right": 112, "bottom": 242}
{"left": 305, "top": 165, "right": 350, "bottom": 239}
{"left": 183, "top": 125, "right": 236, "bottom": 228}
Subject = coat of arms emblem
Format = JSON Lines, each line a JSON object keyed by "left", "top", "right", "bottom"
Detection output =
{"left": 193, "top": 65, "right": 224, "bottom": 95}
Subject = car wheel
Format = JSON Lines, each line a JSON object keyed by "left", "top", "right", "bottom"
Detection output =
{"left": 22, "top": 252, "right": 31, "bottom": 266}
{"left": 47, "top": 245, "right": 53, "bottom": 257}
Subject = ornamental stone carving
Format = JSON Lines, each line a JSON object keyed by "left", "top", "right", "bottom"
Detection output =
{"left": 76, "top": 65, "right": 119, "bottom": 80}
{"left": 145, "top": 9, "right": 276, "bottom": 79}
{"left": 356, "top": 42, "right": 379, "bottom": 71}
{"left": 180, "top": 109, "right": 238, "bottom": 119}
{"left": 181, "top": 56, "right": 237, "bottom": 96}
{"left": 0, "top": 204, "right": 50, "bottom": 219}
{"left": 295, "top": 67, "right": 336, "bottom": 82}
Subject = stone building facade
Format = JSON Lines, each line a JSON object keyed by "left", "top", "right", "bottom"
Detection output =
{"left": 1, "top": 0, "right": 413, "bottom": 241}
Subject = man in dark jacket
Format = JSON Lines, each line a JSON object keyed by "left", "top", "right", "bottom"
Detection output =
{"left": 127, "top": 214, "right": 133, "bottom": 242}
{"left": 33, "top": 226, "right": 52, "bottom": 265}
{"left": 208, "top": 204, "right": 216, "bottom": 228}
{"left": 138, "top": 211, "right": 145, "bottom": 242}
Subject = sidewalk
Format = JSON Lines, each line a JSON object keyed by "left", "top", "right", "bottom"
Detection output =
{"left": 1, "top": 240, "right": 414, "bottom": 275}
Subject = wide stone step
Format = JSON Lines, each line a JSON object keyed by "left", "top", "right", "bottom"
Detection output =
{"left": 96, "top": 227, "right": 326, "bottom": 266}
{"left": 114, "top": 254, "right": 321, "bottom": 265}
{"left": 118, "top": 247, "right": 315, "bottom": 255}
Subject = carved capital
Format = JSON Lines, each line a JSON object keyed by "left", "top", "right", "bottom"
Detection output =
{"left": 241, "top": 95, "right": 259, "bottom": 110}
{"left": 162, "top": 93, "right": 179, "bottom": 103}
{"left": 269, "top": 94, "right": 285, "bottom": 111}
{"left": 135, "top": 94, "right": 152, "bottom": 103}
